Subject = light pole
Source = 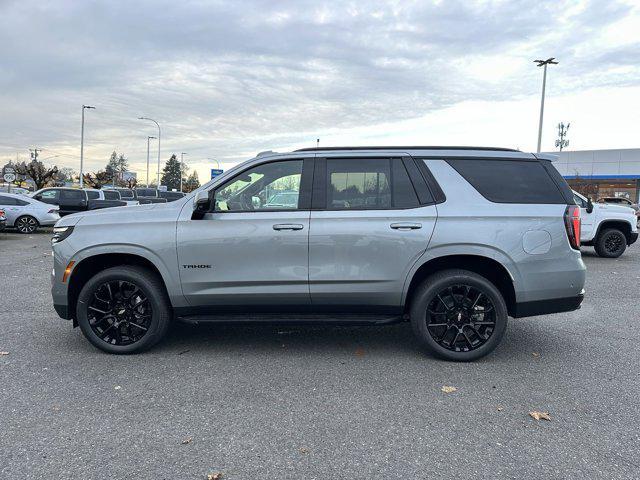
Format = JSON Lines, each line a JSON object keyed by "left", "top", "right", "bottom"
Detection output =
{"left": 180, "top": 152, "right": 187, "bottom": 192}
{"left": 80, "top": 105, "right": 95, "bottom": 187}
{"left": 146, "top": 136, "right": 156, "bottom": 186}
{"left": 534, "top": 57, "right": 558, "bottom": 153}
{"left": 138, "top": 117, "right": 160, "bottom": 186}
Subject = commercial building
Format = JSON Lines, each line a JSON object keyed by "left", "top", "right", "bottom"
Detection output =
{"left": 550, "top": 148, "right": 640, "bottom": 202}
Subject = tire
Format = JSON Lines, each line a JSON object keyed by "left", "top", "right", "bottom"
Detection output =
{"left": 15, "top": 215, "right": 39, "bottom": 234}
{"left": 594, "top": 228, "right": 627, "bottom": 258}
{"left": 76, "top": 266, "right": 171, "bottom": 354}
{"left": 410, "top": 269, "right": 508, "bottom": 362}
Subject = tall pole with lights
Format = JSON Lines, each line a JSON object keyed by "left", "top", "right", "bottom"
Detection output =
{"left": 146, "top": 136, "right": 156, "bottom": 186}
{"left": 534, "top": 58, "right": 558, "bottom": 153}
{"left": 180, "top": 152, "right": 187, "bottom": 192}
{"left": 80, "top": 105, "right": 95, "bottom": 188}
{"left": 138, "top": 117, "right": 161, "bottom": 186}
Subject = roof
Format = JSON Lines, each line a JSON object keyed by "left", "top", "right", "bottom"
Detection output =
{"left": 295, "top": 146, "right": 520, "bottom": 152}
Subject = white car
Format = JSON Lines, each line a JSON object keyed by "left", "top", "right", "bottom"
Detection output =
{"left": 0, "top": 192, "right": 60, "bottom": 233}
{"left": 573, "top": 190, "right": 638, "bottom": 258}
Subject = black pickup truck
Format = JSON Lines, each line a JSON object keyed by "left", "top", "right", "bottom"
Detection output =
{"left": 32, "top": 187, "right": 126, "bottom": 217}
{"left": 135, "top": 188, "right": 168, "bottom": 204}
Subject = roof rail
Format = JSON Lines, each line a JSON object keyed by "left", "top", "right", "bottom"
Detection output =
{"left": 294, "top": 146, "right": 520, "bottom": 152}
{"left": 256, "top": 150, "right": 276, "bottom": 157}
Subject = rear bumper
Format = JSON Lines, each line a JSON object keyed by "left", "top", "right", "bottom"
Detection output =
{"left": 513, "top": 290, "right": 584, "bottom": 318}
{"left": 628, "top": 232, "right": 638, "bottom": 246}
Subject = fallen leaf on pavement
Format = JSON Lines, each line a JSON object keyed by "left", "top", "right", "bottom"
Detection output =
{"left": 181, "top": 437, "right": 193, "bottom": 445}
{"left": 114, "top": 385, "right": 121, "bottom": 390}
{"left": 207, "top": 473, "right": 223, "bottom": 480}
{"left": 529, "top": 411, "right": 551, "bottom": 421}
{"left": 441, "top": 386, "right": 457, "bottom": 394}
{"left": 532, "top": 352, "right": 540, "bottom": 358}
{"left": 497, "top": 406, "right": 504, "bottom": 412}
{"left": 299, "top": 447, "right": 310, "bottom": 454}
{"left": 0, "top": 352, "right": 9, "bottom": 356}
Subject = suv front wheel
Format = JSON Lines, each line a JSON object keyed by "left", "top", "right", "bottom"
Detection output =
{"left": 76, "top": 266, "right": 171, "bottom": 354}
{"left": 410, "top": 269, "right": 508, "bottom": 361}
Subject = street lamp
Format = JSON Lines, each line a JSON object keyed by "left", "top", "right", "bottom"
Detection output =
{"left": 208, "top": 158, "right": 220, "bottom": 169}
{"left": 80, "top": 105, "right": 96, "bottom": 188}
{"left": 146, "top": 136, "right": 156, "bottom": 186}
{"left": 180, "top": 152, "right": 187, "bottom": 192}
{"left": 138, "top": 117, "right": 161, "bottom": 186}
{"left": 534, "top": 57, "right": 558, "bottom": 153}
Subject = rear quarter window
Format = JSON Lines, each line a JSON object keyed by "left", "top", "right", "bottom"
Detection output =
{"left": 447, "top": 159, "right": 567, "bottom": 204}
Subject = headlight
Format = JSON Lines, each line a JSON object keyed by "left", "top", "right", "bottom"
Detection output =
{"left": 51, "top": 226, "right": 74, "bottom": 245}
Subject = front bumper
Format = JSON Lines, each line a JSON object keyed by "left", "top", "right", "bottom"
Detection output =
{"left": 513, "top": 290, "right": 584, "bottom": 318}
{"left": 54, "top": 303, "right": 70, "bottom": 319}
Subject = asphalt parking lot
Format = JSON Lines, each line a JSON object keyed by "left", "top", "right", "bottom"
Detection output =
{"left": 1, "top": 230, "right": 639, "bottom": 479}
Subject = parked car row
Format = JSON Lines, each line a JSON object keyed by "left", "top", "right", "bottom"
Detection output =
{"left": 0, "top": 192, "right": 60, "bottom": 233}
{"left": 0, "top": 186, "right": 186, "bottom": 233}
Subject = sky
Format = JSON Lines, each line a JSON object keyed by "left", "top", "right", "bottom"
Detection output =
{"left": 1, "top": 0, "right": 639, "bottom": 184}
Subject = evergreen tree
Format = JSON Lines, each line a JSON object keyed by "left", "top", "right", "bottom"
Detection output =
{"left": 105, "top": 151, "right": 129, "bottom": 186}
{"left": 185, "top": 170, "right": 200, "bottom": 192}
{"left": 160, "top": 154, "right": 181, "bottom": 190}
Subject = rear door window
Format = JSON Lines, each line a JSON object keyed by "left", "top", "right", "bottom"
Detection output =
{"left": 326, "top": 158, "right": 391, "bottom": 209}
{"left": 103, "top": 190, "right": 120, "bottom": 200}
{"left": 0, "top": 195, "right": 17, "bottom": 205}
{"left": 60, "top": 189, "right": 84, "bottom": 201}
{"left": 446, "top": 159, "right": 566, "bottom": 204}
{"left": 85, "top": 190, "right": 100, "bottom": 200}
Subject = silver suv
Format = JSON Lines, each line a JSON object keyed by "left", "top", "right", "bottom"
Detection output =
{"left": 51, "top": 147, "right": 586, "bottom": 360}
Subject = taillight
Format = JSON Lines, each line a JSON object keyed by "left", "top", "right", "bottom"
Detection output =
{"left": 564, "top": 205, "right": 581, "bottom": 250}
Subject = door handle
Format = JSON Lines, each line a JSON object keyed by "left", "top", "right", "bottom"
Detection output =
{"left": 390, "top": 222, "right": 422, "bottom": 230}
{"left": 273, "top": 223, "right": 304, "bottom": 231}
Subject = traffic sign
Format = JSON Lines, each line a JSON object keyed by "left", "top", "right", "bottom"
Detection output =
{"left": 211, "top": 168, "right": 224, "bottom": 180}
{"left": 3, "top": 173, "right": 15, "bottom": 182}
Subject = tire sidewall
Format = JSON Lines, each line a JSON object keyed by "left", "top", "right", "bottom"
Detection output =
{"left": 410, "top": 271, "right": 508, "bottom": 361}
{"left": 76, "top": 267, "right": 169, "bottom": 354}
{"left": 596, "top": 229, "right": 626, "bottom": 258}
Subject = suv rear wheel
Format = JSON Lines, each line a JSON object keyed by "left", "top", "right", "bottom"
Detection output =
{"left": 594, "top": 228, "right": 626, "bottom": 258}
{"left": 76, "top": 266, "right": 171, "bottom": 354}
{"left": 410, "top": 269, "right": 508, "bottom": 361}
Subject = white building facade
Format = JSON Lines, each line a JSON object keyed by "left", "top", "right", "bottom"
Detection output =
{"left": 550, "top": 148, "right": 640, "bottom": 202}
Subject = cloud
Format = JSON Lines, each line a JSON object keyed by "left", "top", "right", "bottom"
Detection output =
{"left": 0, "top": 0, "right": 638, "bottom": 180}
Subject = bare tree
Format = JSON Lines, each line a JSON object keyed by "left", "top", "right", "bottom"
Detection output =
{"left": 83, "top": 170, "right": 113, "bottom": 189}
{"left": 14, "top": 159, "right": 59, "bottom": 190}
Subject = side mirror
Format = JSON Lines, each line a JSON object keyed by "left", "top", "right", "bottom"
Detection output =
{"left": 192, "top": 190, "right": 211, "bottom": 220}
{"left": 586, "top": 198, "right": 594, "bottom": 214}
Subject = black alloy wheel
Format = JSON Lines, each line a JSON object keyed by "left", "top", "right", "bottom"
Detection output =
{"left": 15, "top": 215, "right": 38, "bottom": 234}
{"left": 426, "top": 284, "right": 496, "bottom": 352}
{"left": 410, "top": 269, "right": 508, "bottom": 361}
{"left": 76, "top": 266, "right": 171, "bottom": 354}
{"left": 87, "top": 280, "right": 153, "bottom": 346}
{"left": 595, "top": 228, "right": 627, "bottom": 258}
